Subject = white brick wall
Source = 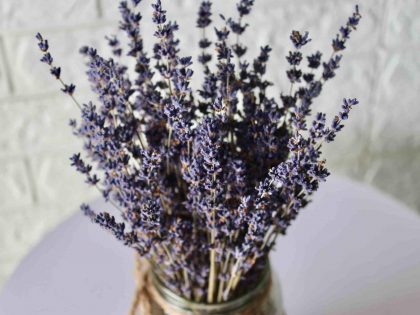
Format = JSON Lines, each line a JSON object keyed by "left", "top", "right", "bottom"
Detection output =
{"left": 0, "top": 0, "right": 419, "bottom": 289}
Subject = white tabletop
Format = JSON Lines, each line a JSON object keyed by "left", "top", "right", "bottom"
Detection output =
{"left": 1, "top": 176, "right": 420, "bottom": 315}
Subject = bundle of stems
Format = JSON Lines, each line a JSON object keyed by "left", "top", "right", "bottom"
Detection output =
{"left": 36, "top": 0, "right": 361, "bottom": 303}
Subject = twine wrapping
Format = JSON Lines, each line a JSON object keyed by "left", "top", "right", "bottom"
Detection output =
{"left": 129, "top": 257, "right": 152, "bottom": 315}
{"left": 129, "top": 256, "right": 272, "bottom": 315}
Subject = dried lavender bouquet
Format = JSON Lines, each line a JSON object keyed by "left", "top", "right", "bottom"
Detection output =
{"left": 36, "top": 0, "right": 361, "bottom": 304}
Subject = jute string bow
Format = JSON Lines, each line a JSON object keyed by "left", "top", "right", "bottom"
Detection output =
{"left": 128, "top": 257, "right": 272, "bottom": 315}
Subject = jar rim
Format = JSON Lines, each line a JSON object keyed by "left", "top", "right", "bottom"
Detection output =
{"left": 151, "top": 263, "right": 271, "bottom": 314}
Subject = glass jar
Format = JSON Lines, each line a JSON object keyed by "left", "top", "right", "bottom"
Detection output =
{"left": 146, "top": 265, "right": 286, "bottom": 315}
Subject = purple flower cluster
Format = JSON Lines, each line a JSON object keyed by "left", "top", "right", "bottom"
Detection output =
{"left": 36, "top": 1, "right": 362, "bottom": 304}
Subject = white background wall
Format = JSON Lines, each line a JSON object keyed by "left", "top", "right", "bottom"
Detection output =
{"left": 0, "top": 0, "right": 419, "bottom": 289}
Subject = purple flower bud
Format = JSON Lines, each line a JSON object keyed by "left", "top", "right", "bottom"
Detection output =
{"left": 307, "top": 51, "right": 322, "bottom": 69}
{"left": 62, "top": 84, "right": 76, "bottom": 95}
{"left": 50, "top": 66, "right": 61, "bottom": 79}
{"left": 237, "top": 0, "right": 254, "bottom": 17}
{"left": 214, "top": 27, "right": 230, "bottom": 41}
{"left": 197, "top": 1, "right": 212, "bottom": 28}
{"left": 332, "top": 34, "right": 346, "bottom": 51}
{"left": 151, "top": 0, "right": 166, "bottom": 24}
{"left": 40, "top": 52, "right": 53, "bottom": 65}
{"left": 286, "top": 51, "right": 303, "bottom": 66}
{"left": 290, "top": 30, "right": 311, "bottom": 49}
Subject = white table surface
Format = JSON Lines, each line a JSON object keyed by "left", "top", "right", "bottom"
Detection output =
{"left": 1, "top": 176, "right": 420, "bottom": 315}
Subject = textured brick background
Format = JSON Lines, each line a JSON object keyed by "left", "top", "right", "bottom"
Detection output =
{"left": 0, "top": 0, "right": 419, "bottom": 289}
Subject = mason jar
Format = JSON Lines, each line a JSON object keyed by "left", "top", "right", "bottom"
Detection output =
{"left": 144, "top": 264, "right": 286, "bottom": 315}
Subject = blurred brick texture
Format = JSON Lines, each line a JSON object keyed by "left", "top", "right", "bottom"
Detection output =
{"left": 0, "top": 0, "right": 419, "bottom": 289}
